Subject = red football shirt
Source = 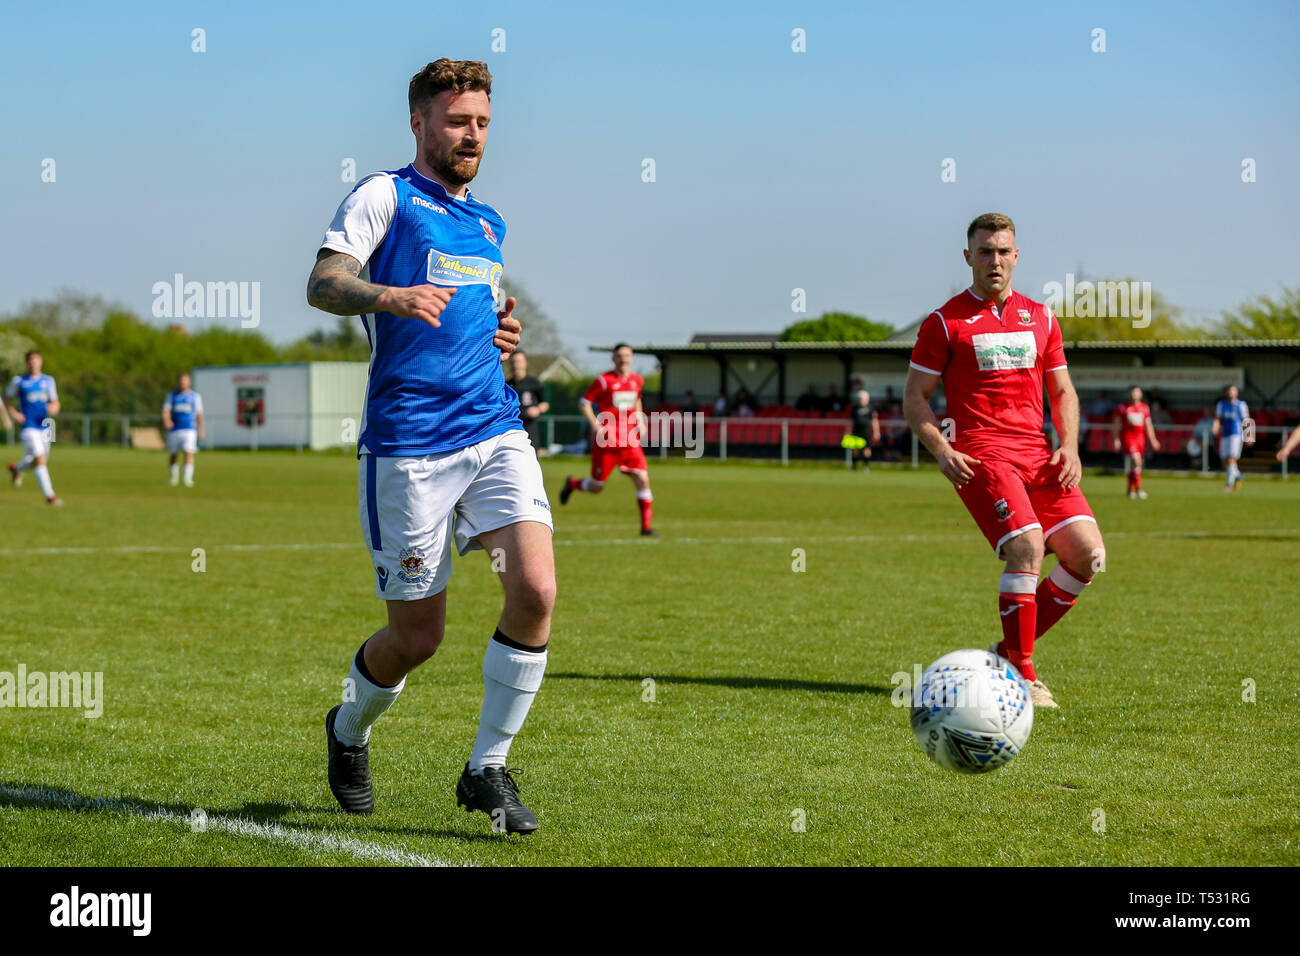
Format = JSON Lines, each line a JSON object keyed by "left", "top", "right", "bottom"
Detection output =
{"left": 1116, "top": 402, "right": 1151, "bottom": 445}
{"left": 582, "top": 370, "right": 644, "bottom": 447}
{"left": 909, "top": 288, "right": 1067, "bottom": 459}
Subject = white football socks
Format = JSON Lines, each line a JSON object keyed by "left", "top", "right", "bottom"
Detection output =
{"left": 14, "top": 455, "right": 34, "bottom": 472}
{"left": 34, "top": 465, "right": 55, "bottom": 499}
{"left": 334, "top": 651, "right": 405, "bottom": 747}
{"left": 170, "top": 464, "right": 180, "bottom": 483}
{"left": 468, "top": 636, "right": 548, "bottom": 773}
{"left": 183, "top": 463, "right": 194, "bottom": 484}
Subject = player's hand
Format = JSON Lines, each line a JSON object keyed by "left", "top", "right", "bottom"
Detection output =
{"left": 1050, "top": 444, "right": 1082, "bottom": 489}
{"left": 10, "top": 410, "right": 25, "bottom": 426}
{"left": 494, "top": 297, "right": 520, "bottom": 355}
{"left": 377, "top": 285, "right": 457, "bottom": 328}
{"left": 938, "top": 448, "right": 980, "bottom": 487}
{"left": 1151, "top": 438, "right": 1161, "bottom": 452}
{"left": 1111, "top": 437, "right": 1121, "bottom": 452}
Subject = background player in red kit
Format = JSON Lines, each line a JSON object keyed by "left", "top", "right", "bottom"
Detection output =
{"left": 904, "top": 213, "right": 1106, "bottom": 709}
{"left": 1112, "top": 385, "right": 1161, "bottom": 499}
{"left": 560, "top": 343, "right": 658, "bottom": 535}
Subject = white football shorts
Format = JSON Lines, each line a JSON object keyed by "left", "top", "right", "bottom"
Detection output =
{"left": 167, "top": 429, "right": 199, "bottom": 454}
{"left": 1219, "top": 435, "right": 1243, "bottom": 460}
{"left": 358, "top": 428, "right": 553, "bottom": 601}
{"left": 19, "top": 426, "right": 51, "bottom": 459}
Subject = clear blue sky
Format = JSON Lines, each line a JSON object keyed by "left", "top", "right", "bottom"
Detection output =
{"left": 3, "top": 0, "right": 1297, "bottom": 362}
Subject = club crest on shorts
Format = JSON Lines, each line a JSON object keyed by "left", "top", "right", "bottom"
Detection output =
{"left": 994, "top": 497, "right": 1014, "bottom": 522}
{"left": 396, "top": 547, "right": 431, "bottom": 584}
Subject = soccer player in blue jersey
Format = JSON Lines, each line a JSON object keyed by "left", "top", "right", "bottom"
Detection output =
{"left": 162, "top": 372, "right": 205, "bottom": 487}
{"left": 1212, "top": 385, "right": 1252, "bottom": 492}
{"left": 307, "top": 59, "right": 552, "bottom": 834}
{"left": 6, "top": 350, "right": 62, "bottom": 506}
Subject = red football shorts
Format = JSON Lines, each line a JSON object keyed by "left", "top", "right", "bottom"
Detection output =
{"left": 591, "top": 443, "right": 648, "bottom": 481}
{"left": 955, "top": 450, "right": 1096, "bottom": 558}
{"left": 1123, "top": 439, "right": 1146, "bottom": 458}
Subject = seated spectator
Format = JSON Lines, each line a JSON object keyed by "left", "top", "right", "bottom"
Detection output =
{"left": 795, "top": 384, "right": 820, "bottom": 412}
{"left": 681, "top": 390, "right": 700, "bottom": 414}
{"left": 1087, "top": 395, "right": 1115, "bottom": 418}
{"left": 713, "top": 392, "right": 729, "bottom": 415}
{"left": 823, "top": 384, "right": 844, "bottom": 413}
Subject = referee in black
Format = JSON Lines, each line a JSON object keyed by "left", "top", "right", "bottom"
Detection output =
{"left": 505, "top": 350, "right": 550, "bottom": 452}
{"left": 850, "top": 389, "right": 880, "bottom": 470}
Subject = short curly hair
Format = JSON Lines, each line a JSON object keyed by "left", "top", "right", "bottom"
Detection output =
{"left": 408, "top": 59, "right": 493, "bottom": 115}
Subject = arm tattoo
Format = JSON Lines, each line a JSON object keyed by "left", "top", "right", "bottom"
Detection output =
{"left": 307, "top": 251, "right": 386, "bottom": 316}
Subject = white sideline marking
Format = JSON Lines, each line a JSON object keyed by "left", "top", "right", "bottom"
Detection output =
{"left": 0, "top": 542, "right": 356, "bottom": 556}
{"left": 0, "top": 784, "right": 463, "bottom": 868}
{"left": 1, "top": 527, "right": 1294, "bottom": 557}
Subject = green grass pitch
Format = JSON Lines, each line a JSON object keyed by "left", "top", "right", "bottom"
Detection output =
{"left": 1, "top": 446, "right": 1296, "bottom": 866}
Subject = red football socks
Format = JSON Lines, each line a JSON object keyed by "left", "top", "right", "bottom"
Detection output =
{"left": 997, "top": 572, "right": 1039, "bottom": 681}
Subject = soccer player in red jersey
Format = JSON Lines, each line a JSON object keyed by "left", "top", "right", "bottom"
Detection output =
{"left": 560, "top": 343, "right": 657, "bottom": 535}
{"left": 1112, "top": 385, "right": 1161, "bottom": 499}
{"left": 904, "top": 214, "right": 1105, "bottom": 709}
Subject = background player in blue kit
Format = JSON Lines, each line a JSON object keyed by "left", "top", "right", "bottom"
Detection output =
{"left": 6, "top": 350, "right": 62, "bottom": 506}
{"left": 162, "top": 372, "right": 205, "bottom": 487}
{"left": 1212, "top": 385, "right": 1252, "bottom": 492}
{"left": 307, "top": 59, "right": 554, "bottom": 834}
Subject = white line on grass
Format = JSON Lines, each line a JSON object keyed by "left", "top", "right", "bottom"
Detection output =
{"left": 2, "top": 527, "right": 1294, "bottom": 557}
{"left": 0, "top": 784, "right": 463, "bottom": 867}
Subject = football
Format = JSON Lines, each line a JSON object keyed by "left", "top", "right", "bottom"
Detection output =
{"left": 910, "top": 649, "right": 1035, "bottom": 773}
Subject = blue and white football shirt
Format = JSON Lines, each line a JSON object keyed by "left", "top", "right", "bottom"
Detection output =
{"left": 5, "top": 374, "right": 58, "bottom": 428}
{"left": 320, "top": 165, "right": 522, "bottom": 457}
{"left": 1215, "top": 398, "right": 1249, "bottom": 436}
{"left": 164, "top": 389, "right": 204, "bottom": 430}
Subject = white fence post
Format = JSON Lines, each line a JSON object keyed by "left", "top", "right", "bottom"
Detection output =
{"left": 781, "top": 420, "right": 789, "bottom": 466}
{"left": 719, "top": 419, "right": 727, "bottom": 462}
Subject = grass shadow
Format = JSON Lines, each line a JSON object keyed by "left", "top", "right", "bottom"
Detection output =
{"left": 0, "top": 781, "right": 504, "bottom": 846}
{"left": 548, "top": 672, "right": 893, "bottom": 696}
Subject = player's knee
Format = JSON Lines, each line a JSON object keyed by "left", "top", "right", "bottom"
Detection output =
{"left": 1002, "top": 533, "right": 1044, "bottom": 571}
{"left": 1078, "top": 540, "right": 1106, "bottom": 579}
{"left": 388, "top": 616, "right": 444, "bottom": 664}
{"left": 509, "top": 573, "right": 556, "bottom": 624}
{"left": 403, "top": 627, "right": 444, "bottom": 664}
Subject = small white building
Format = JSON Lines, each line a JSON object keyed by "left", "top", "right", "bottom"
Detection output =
{"left": 192, "top": 362, "right": 368, "bottom": 450}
